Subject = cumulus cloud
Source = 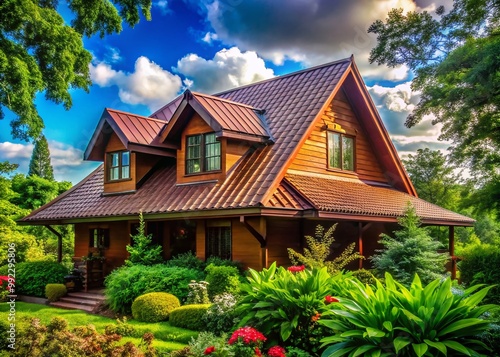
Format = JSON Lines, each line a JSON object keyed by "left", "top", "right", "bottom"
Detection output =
{"left": 202, "top": 32, "right": 219, "bottom": 44}
{"left": 176, "top": 47, "right": 274, "bottom": 93}
{"left": 90, "top": 57, "right": 183, "bottom": 111}
{"left": 197, "top": 0, "right": 418, "bottom": 80}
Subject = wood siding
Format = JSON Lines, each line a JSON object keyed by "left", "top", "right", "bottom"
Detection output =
{"left": 103, "top": 133, "right": 136, "bottom": 193}
{"left": 136, "top": 152, "right": 161, "bottom": 183}
{"left": 226, "top": 139, "right": 252, "bottom": 171}
{"left": 288, "top": 87, "right": 388, "bottom": 183}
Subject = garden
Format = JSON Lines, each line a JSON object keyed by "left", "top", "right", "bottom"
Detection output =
{"left": 1, "top": 210, "right": 499, "bottom": 357}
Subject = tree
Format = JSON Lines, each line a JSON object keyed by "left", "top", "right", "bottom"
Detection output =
{"left": 0, "top": 0, "right": 152, "bottom": 141}
{"left": 370, "top": 203, "right": 448, "bottom": 286}
{"left": 125, "top": 212, "right": 163, "bottom": 266}
{"left": 369, "top": 0, "right": 500, "bottom": 213}
{"left": 28, "top": 135, "right": 54, "bottom": 180}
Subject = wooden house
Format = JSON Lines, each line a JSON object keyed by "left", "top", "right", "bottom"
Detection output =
{"left": 20, "top": 57, "right": 473, "bottom": 287}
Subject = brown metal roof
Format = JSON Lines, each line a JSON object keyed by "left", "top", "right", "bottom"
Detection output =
{"left": 285, "top": 173, "right": 475, "bottom": 225}
{"left": 106, "top": 108, "right": 166, "bottom": 146}
{"left": 150, "top": 95, "right": 183, "bottom": 121}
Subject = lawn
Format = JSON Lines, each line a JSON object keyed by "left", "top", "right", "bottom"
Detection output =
{"left": 0, "top": 302, "right": 197, "bottom": 353}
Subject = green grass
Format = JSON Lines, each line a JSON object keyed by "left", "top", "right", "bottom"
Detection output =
{"left": 0, "top": 302, "right": 197, "bottom": 352}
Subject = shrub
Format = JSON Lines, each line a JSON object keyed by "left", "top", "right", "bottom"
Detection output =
{"left": 12, "top": 261, "right": 68, "bottom": 297}
{"left": 459, "top": 243, "right": 500, "bottom": 304}
{"left": 166, "top": 252, "right": 205, "bottom": 272}
{"left": 169, "top": 304, "right": 211, "bottom": 331}
{"left": 131, "top": 292, "right": 180, "bottom": 323}
{"left": 188, "top": 332, "right": 231, "bottom": 357}
{"left": 370, "top": 203, "right": 449, "bottom": 286}
{"left": 320, "top": 273, "right": 497, "bottom": 357}
{"left": 205, "top": 264, "right": 241, "bottom": 298}
{"left": 45, "top": 283, "right": 66, "bottom": 302}
{"left": 105, "top": 264, "right": 203, "bottom": 313}
{"left": 206, "top": 256, "right": 245, "bottom": 274}
{"left": 126, "top": 212, "right": 163, "bottom": 266}
{"left": 236, "top": 262, "right": 352, "bottom": 354}
{"left": 186, "top": 280, "right": 210, "bottom": 304}
{"left": 104, "top": 316, "right": 136, "bottom": 337}
{"left": 351, "top": 268, "right": 377, "bottom": 285}
{"left": 203, "top": 293, "right": 240, "bottom": 335}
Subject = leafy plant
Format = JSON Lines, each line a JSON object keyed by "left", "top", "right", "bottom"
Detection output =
{"left": 203, "top": 293, "right": 240, "bottom": 336}
{"left": 188, "top": 331, "right": 232, "bottom": 357}
{"left": 11, "top": 261, "right": 68, "bottom": 297}
{"left": 320, "top": 273, "right": 497, "bottom": 357}
{"left": 288, "top": 224, "right": 363, "bottom": 275}
{"left": 236, "top": 262, "right": 352, "bottom": 353}
{"left": 104, "top": 316, "right": 136, "bottom": 337}
{"left": 169, "top": 304, "right": 211, "bottom": 331}
{"left": 205, "top": 264, "right": 241, "bottom": 299}
{"left": 131, "top": 292, "right": 180, "bottom": 323}
{"left": 350, "top": 269, "right": 377, "bottom": 286}
{"left": 166, "top": 252, "right": 205, "bottom": 272}
{"left": 370, "top": 203, "right": 449, "bottom": 286}
{"left": 44, "top": 283, "right": 66, "bottom": 302}
{"left": 126, "top": 212, "right": 163, "bottom": 266}
{"left": 186, "top": 280, "right": 210, "bottom": 304}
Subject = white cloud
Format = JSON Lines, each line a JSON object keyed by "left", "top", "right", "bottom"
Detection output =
{"left": 154, "top": 0, "right": 170, "bottom": 15}
{"left": 90, "top": 57, "right": 183, "bottom": 111}
{"left": 202, "top": 32, "right": 219, "bottom": 44}
{"left": 0, "top": 142, "right": 33, "bottom": 160}
{"left": 176, "top": 47, "right": 274, "bottom": 93}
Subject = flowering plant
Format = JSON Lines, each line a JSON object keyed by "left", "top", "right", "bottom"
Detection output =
{"left": 0, "top": 276, "right": 11, "bottom": 301}
{"left": 287, "top": 265, "right": 305, "bottom": 273}
{"left": 267, "top": 345, "right": 286, "bottom": 357}
{"left": 229, "top": 327, "right": 267, "bottom": 357}
{"left": 324, "top": 295, "right": 339, "bottom": 304}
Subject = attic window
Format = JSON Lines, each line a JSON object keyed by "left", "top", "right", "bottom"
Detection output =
{"left": 107, "top": 151, "right": 130, "bottom": 181}
{"left": 186, "top": 133, "right": 221, "bottom": 174}
{"left": 327, "top": 132, "right": 355, "bottom": 171}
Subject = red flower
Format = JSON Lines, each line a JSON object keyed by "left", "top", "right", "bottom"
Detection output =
{"left": 268, "top": 345, "right": 287, "bottom": 357}
{"left": 287, "top": 265, "right": 305, "bottom": 273}
{"left": 325, "top": 295, "right": 339, "bottom": 304}
{"left": 204, "top": 346, "right": 216, "bottom": 355}
{"left": 228, "top": 327, "right": 267, "bottom": 345}
{"left": 311, "top": 312, "right": 321, "bottom": 322}
{"left": 255, "top": 347, "right": 262, "bottom": 357}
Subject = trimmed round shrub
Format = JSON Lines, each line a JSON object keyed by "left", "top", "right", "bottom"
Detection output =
{"left": 105, "top": 264, "right": 203, "bottom": 313}
{"left": 169, "top": 304, "right": 211, "bottom": 331}
{"left": 13, "top": 261, "right": 68, "bottom": 297}
{"left": 45, "top": 283, "right": 67, "bottom": 302}
{"left": 351, "top": 269, "right": 377, "bottom": 285}
{"left": 131, "top": 292, "right": 180, "bottom": 322}
{"left": 204, "top": 264, "right": 241, "bottom": 298}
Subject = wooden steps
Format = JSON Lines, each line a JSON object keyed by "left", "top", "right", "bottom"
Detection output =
{"left": 50, "top": 290, "right": 106, "bottom": 313}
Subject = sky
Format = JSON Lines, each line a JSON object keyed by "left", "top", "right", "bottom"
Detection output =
{"left": 0, "top": 0, "right": 454, "bottom": 184}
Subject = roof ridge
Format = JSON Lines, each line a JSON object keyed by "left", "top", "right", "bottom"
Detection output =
{"left": 149, "top": 94, "right": 183, "bottom": 118}
{"left": 213, "top": 56, "right": 352, "bottom": 97}
{"left": 105, "top": 108, "right": 167, "bottom": 124}
{"left": 189, "top": 91, "right": 261, "bottom": 110}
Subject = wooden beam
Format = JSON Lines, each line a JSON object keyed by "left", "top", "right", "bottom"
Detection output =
{"left": 45, "top": 225, "right": 63, "bottom": 263}
{"left": 449, "top": 225, "right": 456, "bottom": 280}
{"left": 240, "top": 216, "right": 266, "bottom": 247}
{"left": 358, "top": 222, "right": 364, "bottom": 270}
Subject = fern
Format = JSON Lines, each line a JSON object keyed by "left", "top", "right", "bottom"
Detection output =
{"left": 288, "top": 224, "right": 363, "bottom": 275}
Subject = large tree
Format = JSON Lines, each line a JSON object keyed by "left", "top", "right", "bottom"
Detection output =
{"left": 28, "top": 134, "right": 54, "bottom": 180}
{"left": 0, "top": 0, "right": 152, "bottom": 141}
{"left": 369, "top": 0, "right": 500, "bottom": 212}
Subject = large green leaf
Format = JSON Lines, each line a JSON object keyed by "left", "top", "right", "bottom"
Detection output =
{"left": 442, "top": 340, "right": 472, "bottom": 356}
{"left": 321, "top": 343, "right": 356, "bottom": 357}
{"left": 424, "top": 339, "right": 447, "bottom": 355}
{"left": 393, "top": 336, "right": 411, "bottom": 354}
{"left": 438, "top": 318, "right": 489, "bottom": 337}
{"left": 412, "top": 343, "right": 428, "bottom": 357}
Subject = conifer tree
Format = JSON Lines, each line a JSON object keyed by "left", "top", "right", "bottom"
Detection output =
{"left": 28, "top": 135, "right": 54, "bottom": 181}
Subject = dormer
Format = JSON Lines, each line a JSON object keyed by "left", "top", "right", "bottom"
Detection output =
{"left": 84, "top": 108, "right": 176, "bottom": 194}
{"left": 159, "top": 90, "right": 274, "bottom": 184}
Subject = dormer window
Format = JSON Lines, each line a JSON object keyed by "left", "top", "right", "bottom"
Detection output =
{"left": 107, "top": 151, "right": 130, "bottom": 181}
{"left": 328, "top": 131, "right": 354, "bottom": 171}
{"left": 186, "top": 133, "right": 221, "bottom": 174}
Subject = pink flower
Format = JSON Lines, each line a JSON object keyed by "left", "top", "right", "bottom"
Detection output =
{"left": 268, "top": 345, "right": 287, "bottom": 357}
{"left": 325, "top": 295, "right": 339, "bottom": 304}
{"left": 228, "top": 327, "right": 267, "bottom": 345}
{"left": 287, "top": 265, "right": 305, "bottom": 273}
{"left": 204, "top": 346, "right": 215, "bottom": 355}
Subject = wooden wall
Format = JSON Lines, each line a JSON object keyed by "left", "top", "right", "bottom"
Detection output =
{"left": 288, "top": 87, "right": 388, "bottom": 183}
{"left": 103, "top": 133, "right": 136, "bottom": 194}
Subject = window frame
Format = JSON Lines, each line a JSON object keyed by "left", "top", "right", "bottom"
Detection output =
{"left": 185, "top": 132, "right": 221, "bottom": 175}
{"left": 89, "top": 228, "right": 110, "bottom": 249}
{"left": 106, "top": 150, "right": 131, "bottom": 182}
{"left": 205, "top": 221, "right": 232, "bottom": 260}
{"left": 327, "top": 131, "right": 356, "bottom": 172}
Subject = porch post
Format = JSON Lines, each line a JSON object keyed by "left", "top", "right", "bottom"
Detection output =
{"left": 358, "top": 222, "right": 364, "bottom": 270}
{"left": 449, "top": 225, "right": 456, "bottom": 280}
{"left": 45, "top": 225, "right": 63, "bottom": 263}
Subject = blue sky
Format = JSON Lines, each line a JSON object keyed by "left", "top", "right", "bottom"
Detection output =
{"left": 0, "top": 0, "right": 453, "bottom": 183}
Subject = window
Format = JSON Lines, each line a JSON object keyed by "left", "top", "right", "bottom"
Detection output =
{"left": 186, "top": 133, "right": 221, "bottom": 174}
{"left": 107, "top": 151, "right": 130, "bottom": 181}
{"left": 327, "top": 132, "right": 354, "bottom": 171}
{"left": 89, "top": 228, "right": 110, "bottom": 249}
{"left": 206, "top": 221, "right": 231, "bottom": 260}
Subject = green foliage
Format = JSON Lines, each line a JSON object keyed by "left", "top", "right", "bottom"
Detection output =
{"left": 206, "top": 256, "right": 245, "bottom": 275}
{"left": 186, "top": 280, "right": 210, "bottom": 304}
{"left": 0, "top": 0, "right": 152, "bottom": 141}
{"left": 132, "top": 292, "right": 180, "bottom": 323}
{"left": 169, "top": 304, "right": 211, "bottom": 331}
{"left": 288, "top": 224, "right": 363, "bottom": 275}
{"left": 104, "top": 316, "right": 136, "bottom": 337}
{"left": 13, "top": 261, "right": 68, "bottom": 297}
{"left": 286, "top": 347, "right": 314, "bottom": 357}
{"left": 11, "top": 174, "right": 59, "bottom": 210}
{"left": 320, "top": 273, "right": 497, "bottom": 357}
{"left": 28, "top": 135, "right": 54, "bottom": 180}
{"left": 105, "top": 264, "right": 203, "bottom": 313}
{"left": 44, "top": 283, "right": 66, "bottom": 302}
{"left": 203, "top": 293, "right": 240, "bottom": 336}
{"left": 187, "top": 332, "right": 231, "bottom": 357}
{"left": 370, "top": 203, "right": 448, "bottom": 286}
{"left": 350, "top": 269, "right": 377, "bottom": 286}
{"left": 205, "top": 264, "right": 241, "bottom": 299}
{"left": 369, "top": 1, "right": 500, "bottom": 215}
{"left": 459, "top": 243, "right": 500, "bottom": 305}
{"left": 126, "top": 212, "right": 163, "bottom": 266}
{"left": 236, "top": 262, "right": 352, "bottom": 353}
{"left": 166, "top": 251, "right": 205, "bottom": 272}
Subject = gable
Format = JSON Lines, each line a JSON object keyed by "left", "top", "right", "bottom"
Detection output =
{"left": 288, "top": 87, "right": 388, "bottom": 183}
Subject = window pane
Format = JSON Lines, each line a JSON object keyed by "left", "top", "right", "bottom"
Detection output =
{"left": 205, "top": 133, "right": 216, "bottom": 144}
{"left": 121, "top": 151, "right": 130, "bottom": 166}
{"left": 342, "top": 137, "right": 354, "bottom": 171}
{"left": 111, "top": 153, "right": 119, "bottom": 167}
{"left": 110, "top": 167, "right": 119, "bottom": 180}
{"left": 206, "top": 226, "right": 231, "bottom": 260}
{"left": 328, "top": 132, "right": 341, "bottom": 169}
{"left": 188, "top": 135, "right": 201, "bottom": 146}
{"left": 122, "top": 166, "right": 130, "bottom": 179}
{"left": 187, "top": 159, "right": 201, "bottom": 174}
{"left": 188, "top": 145, "right": 200, "bottom": 159}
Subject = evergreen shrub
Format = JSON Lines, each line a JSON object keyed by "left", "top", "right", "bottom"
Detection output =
{"left": 131, "top": 292, "right": 180, "bottom": 322}
{"left": 169, "top": 304, "right": 211, "bottom": 331}
{"left": 13, "top": 261, "right": 68, "bottom": 297}
{"left": 45, "top": 283, "right": 66, "bottom": 302}
{"left": 204, "top": 264, "right": 240, "bottom": 298}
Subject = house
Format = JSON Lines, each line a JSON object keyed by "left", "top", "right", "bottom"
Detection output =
{"left": 20, "top": 56, "right": 474, "bottom": 285}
